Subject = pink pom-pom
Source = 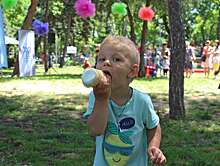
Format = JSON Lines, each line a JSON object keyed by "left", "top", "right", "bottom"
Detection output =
{"left": 74, "top": 0, "right": 96, "bottom": 19}
{"left": 138, "top": 7, "right": 155, "bottom": 21}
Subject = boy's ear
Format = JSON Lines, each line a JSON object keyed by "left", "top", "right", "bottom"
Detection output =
{"left": 128, "top": 64, "right": 139, "bottom": 78}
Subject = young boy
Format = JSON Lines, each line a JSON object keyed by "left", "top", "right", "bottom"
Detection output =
{"left": 83, "top": 36, "right": 166, "bottom": 166}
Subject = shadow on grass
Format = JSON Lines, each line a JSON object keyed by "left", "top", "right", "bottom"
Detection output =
{"left": 0, "top": 91, "right": 220, "bottom": 165}
{"left": 149, "top": 91, "right": 220, "bottom": 117}
{"left": 153, "top": 92, "right": 220, "bottom": 166}
{"left": 0, "top": 93, "right": 94, "bottom": 165}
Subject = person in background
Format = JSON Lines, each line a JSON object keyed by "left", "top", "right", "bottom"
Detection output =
{"left": 190, "top": 41, "right": 197, "bottom": 72}
{"left": 184, "top": 41, "right": 196, "bottom": 78}
{"left": 161, "top": 43, "right": 170, "bottom": 77}
{"left": 202, "top": 40, "right": 212, "bottom": 78}
{"left": 81, "top": 46, "right": 92, "bottom": 69}
{"left": 212, "top": 40, "right": 220, "bottom": 80}
{"left": 83, "top": 36, "right": 166, "bottom": 166}
{"left": 83, "top": 58, "right": 91, "bottom": 69}
{"left": 82, "top": 46, "right": 91, "bottom": 59}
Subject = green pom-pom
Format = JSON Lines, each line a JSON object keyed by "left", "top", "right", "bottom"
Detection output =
{"left": 111, "top": 2, "right": 127, "bottom": 17}
{"left": 1, "top": 0, "right": 17, "bottom": 10}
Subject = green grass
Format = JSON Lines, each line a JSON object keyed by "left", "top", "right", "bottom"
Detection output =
{"left": 0, "top": 65, "right": 220, "bottom": 165}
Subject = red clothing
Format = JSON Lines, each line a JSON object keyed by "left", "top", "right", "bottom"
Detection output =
{"left": 83, "top": 60, "right": 91, "bottom": 69}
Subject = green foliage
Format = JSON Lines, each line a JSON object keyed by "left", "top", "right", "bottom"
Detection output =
{"left": 3, "top": 0, "right": 220, "bottom": 46}
{"left": 1, "top": 0, "right": 17, "bottom": 10}
{"left": 3, "top": 0, "right": 29, "bottom": 36}
{"left": 50, "top": 1, "right": 64, "bottom": 16}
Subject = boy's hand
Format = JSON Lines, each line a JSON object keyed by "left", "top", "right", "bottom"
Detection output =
{"left": 93, "top": 74, "right": 111, "bottom": 100}
{"left": 148, "top": 146, "right": 166, "bottom": 165}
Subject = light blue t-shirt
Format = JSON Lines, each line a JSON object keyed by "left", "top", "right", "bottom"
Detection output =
{"left": 84, "top": 88, "right": 159, "bottom": 166}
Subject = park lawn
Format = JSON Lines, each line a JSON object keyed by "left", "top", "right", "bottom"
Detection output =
{"left": 0, "top": 65, "right": 220, "bottom": 165}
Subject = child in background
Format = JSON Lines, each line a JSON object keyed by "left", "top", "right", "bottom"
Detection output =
{"left": 83, "top": 58, "right": 91, "bottom": 69}
{"left": 83, "top": 36, "right": 166, "bottom": 166}
{"left": 161, "top": 43, "right": 170, "bottom": 77}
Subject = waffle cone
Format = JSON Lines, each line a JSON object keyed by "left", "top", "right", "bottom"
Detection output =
{"left": 82, "top": 68, "right": 104, "bottom": 87}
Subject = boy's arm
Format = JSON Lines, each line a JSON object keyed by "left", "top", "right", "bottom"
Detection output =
{"left": 87, "top": 74, "right": 111, "bottom": 136}
{"left": 147, "top": 123, "right": 166, "bottom": 165}
{"left": 87, "top": 98, "right": 109, "bottom": 136}
{"left": 148, "top": 123, "right": 161, "bottom": 148}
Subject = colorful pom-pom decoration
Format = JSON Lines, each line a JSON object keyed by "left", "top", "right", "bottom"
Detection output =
{"left": 74, "top": 0, "right": 96, "bottom": 19}
{"left": 138, "top": 7, "right": 155, "bottom": 21}
{"left": 1, "top": 0, "right": 17, "bottom": 10}
{"left": 111, "top": 2, "right": 127, "bottom": 17}
{"left": 32, "top": 19, "right": 49, "bottom": 36}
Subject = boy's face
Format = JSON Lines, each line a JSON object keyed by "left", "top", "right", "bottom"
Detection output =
{"left": 96, "top": 41, "right": 138, "bottom": 89}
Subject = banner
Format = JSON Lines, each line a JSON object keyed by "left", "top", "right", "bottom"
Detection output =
{"left": 0, "top": 7, "right": 8, "bottom": 68}
{"left": 19, "top": 30, "right": 35, "bottom": 77}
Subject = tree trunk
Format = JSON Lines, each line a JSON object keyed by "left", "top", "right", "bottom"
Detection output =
{"left": 59, "top": 13, "right": 72, "bottom": 68}
{"left": 139, "top": 21, "right": 147, "bottom": 77}
{"left": 12, "top": 0, "right": 38, "bottom": 77}
{"left": 139, "top": 0, "right": 152, "bottom": 77}
{"left": 162, "top": 13, "right": 170, "bottom": 37}
{"left": 82, "top": 19, "right": 89, "bottom": 43}
{"left": 217, "top": 10, "right": 220, "bottom": 40}
{"left": 126, "top": 3, "right": 136, "bottom": 44}
{"left": 167, "top": 0, "right": 185, "bottom": 119}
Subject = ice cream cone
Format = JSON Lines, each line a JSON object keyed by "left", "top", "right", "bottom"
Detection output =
{"left": 81, "top": 68, "right": 104, "bottom": 87}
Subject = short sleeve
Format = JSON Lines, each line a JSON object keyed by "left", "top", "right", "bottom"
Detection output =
{"left": 143, "top": 95, "right": 159, "bottom": 129}
{"left": 83, "top": 91, "right": 95, "bottom": 119}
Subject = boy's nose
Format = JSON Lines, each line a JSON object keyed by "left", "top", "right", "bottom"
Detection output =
{"left": 103, "top": 59, "right": 111, "bottom": 66}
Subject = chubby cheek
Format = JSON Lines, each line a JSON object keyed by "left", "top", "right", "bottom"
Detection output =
{"left": 111, "top": 72, "right": 127, "bottom": 86}
{"left": 95, "top": 64, "right": 102, "bottom": 70}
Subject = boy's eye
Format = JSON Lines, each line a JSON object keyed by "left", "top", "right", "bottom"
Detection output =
{"left": 98, "top": 58, "right": 105, "bottom": 62}
{"left": 112, "top": 57, "right": 121, "bottom": 62}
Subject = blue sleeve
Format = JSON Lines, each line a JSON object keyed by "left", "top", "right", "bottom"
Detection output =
{"left": 143, "top": 95, "right": 159, "bottom": 129}
{"left": 83, "top": 91, "right": 95, "bottom": 119}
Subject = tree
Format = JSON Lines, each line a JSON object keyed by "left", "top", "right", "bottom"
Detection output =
{"left": 4, "top": 0, "right": 30, "bottom": 36}
{"left": 12, "top": 0, "right": 38, "bottom": 77}
{"left": 218, "top": 9, "right": 220, "bottom": 40}
{"left": 138, "top": 0, "right": 152, "bottom": 77}
{"left": 167, "top": 0, "right": 185, "bottom": 119}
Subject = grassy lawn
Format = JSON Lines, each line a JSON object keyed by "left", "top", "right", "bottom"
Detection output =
{"left": 0, "top": 65, "right": 220, "bottom": 165}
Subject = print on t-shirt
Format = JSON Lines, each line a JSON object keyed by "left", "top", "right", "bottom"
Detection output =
{"left": 103, "top": 118, "right": 135, "bottom": 166}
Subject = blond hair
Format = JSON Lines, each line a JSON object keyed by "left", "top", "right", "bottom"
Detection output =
{"left": 100, "top": 36, "right": 140, "bottom": 66}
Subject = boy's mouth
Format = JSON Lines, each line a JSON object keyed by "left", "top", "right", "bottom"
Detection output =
{"left": 103, "top": 70, "right": 112, "bottom": 78}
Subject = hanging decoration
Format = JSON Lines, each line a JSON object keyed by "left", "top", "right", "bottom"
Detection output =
{"left": 74, "top": 0, "right": 96, "bottom": 19}
{"left": 111, "top": 2, "right": 127, "bottom": 17}
{"left": 138, "top": 6, "right": 155, "bottom": 21}
{"left": 32, "top": 19, "right": 49, "bottom": 36}
{"left": 1, "top": 0, "right": 17, "bottom": 10}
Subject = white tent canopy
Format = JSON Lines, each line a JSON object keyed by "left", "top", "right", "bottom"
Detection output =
{"left": 5, "top": 36, "right": 19, "bottom": 45}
